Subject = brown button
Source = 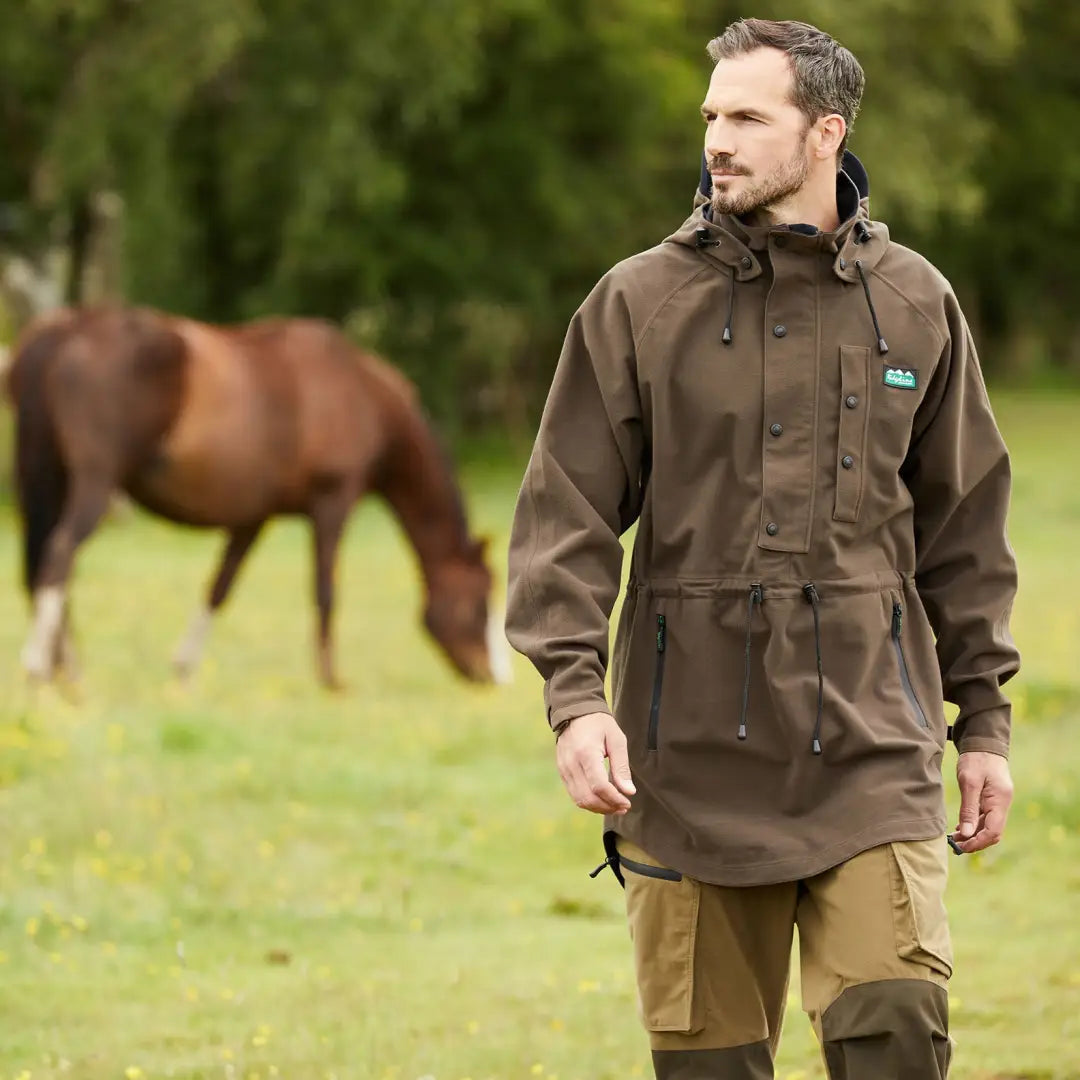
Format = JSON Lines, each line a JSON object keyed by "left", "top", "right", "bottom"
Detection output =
{"left": 740, "top": 256, "right": 753, "bottom": 270}
{"left": 770, "top": 423, "right": 783, "bottom": 437}
{"left": 845, "top": 395, "right": 859, "bottom": 409}
{"left": 842, "top": 455, "right": 855, "bottom": 469}
{"left": 773, "top": 325, "right": 787, "bottom": 338}
{"left": 765, "top": 522, "right": 779, "bottom": 536}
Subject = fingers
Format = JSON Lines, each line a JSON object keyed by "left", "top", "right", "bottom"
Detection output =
{"left": 556, "top": 714, "right": 633, "bottom": 815}
{"left": 954, "top": 752, "right": 1014, "bottom": 852}
{"left": 956, "top": 806, "right": 1008, "bottom": 853}
{"left": 954, "top": 768, "right": 984, "bottom": 840}
{"left": 606, "top": 727, "right": 636, "bottom": 798}
{"left": 577, "top": 749, "right": 631, "bottom": 814}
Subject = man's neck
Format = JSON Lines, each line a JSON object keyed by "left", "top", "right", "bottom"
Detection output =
{"left": 745, "top": 170, "right": 841, "bottom": 233}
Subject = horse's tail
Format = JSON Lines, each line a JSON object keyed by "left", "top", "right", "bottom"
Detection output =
{"left": 8, "top": 319, "right": 72, "bottom": 595}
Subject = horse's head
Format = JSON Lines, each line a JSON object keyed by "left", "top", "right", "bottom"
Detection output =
{"left": 424, "top": 537, "right": 511, "bottom": 685}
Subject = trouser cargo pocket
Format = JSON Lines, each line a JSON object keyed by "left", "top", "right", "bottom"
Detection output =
{"left": 888, "top": 838, "right": 953, "bottom": 980}
{"left": 617, "top": 837, "right": 703, "bottom": 1034}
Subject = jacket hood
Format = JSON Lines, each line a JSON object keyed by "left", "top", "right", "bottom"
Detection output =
{"left": 666, "top": 150, "right": 889, "bottom": 284}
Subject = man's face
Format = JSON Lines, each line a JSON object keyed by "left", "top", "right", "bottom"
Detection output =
{"left": 701, "top": 47, "right": 814, "bottom": 218}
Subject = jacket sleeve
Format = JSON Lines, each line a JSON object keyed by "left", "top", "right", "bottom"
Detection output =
{"left": 505, "top": 273, "right": 644, "bottom": 730}
{"left": 901, "top": 294, "right": 1020, "bottom": 757}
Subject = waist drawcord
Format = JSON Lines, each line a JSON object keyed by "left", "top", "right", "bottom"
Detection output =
{"left": 802, "top": 583, "right": 825, "bottom": 755}
{"left": 737, "top": 582, "right": 763, "bottom": 741}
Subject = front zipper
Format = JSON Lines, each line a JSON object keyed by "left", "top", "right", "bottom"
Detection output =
{"left": 647, "top": 613, "right": 666, "bottom": 751}
{"left": 892, "top": 601, "right": 929, "bottom": 728}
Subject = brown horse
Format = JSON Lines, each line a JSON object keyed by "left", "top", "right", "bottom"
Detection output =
{"left": 6, "top": 306, "right": 509, "bottom": 688}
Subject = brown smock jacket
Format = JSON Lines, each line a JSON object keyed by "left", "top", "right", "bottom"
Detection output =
{"left": 506, "top": 153, "right": 1020, "bottom": 886}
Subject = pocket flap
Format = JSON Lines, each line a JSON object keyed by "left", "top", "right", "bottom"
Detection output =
{"left": 618, "top": 838, "right": 703, "bottom": 1033}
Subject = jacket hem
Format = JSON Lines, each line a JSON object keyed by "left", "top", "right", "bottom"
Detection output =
{"left": 604, "top": 815, "right": 947, "bottom": 887}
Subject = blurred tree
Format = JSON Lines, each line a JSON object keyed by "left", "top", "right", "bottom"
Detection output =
{"left": 0, "top": 0, "right": 257, "bottom": 308}
{"left": 0, "top": 0, "right": 1076, "bottom": 435}
{"left": 951, "top": 0, "right": 1080, "bottom": 375}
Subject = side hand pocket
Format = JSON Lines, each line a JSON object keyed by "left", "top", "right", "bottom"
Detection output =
{"left": 618, "top": 837, "right": 703, "bottom": 1033}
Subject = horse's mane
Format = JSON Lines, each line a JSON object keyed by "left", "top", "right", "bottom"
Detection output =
{"left": 356, "top": 345, "right": 473, "bottom": 556}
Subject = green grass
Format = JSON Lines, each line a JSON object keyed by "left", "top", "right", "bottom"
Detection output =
{"left": 1, "top": 390, "right": 1079, "bottom": 1080}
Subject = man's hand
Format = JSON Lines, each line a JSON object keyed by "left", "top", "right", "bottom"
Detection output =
{"left": 556, "top": 712, "right": 635, "bottom": 815}
{"left": 954, "top": 751, "right": 1014, "bottom": 853}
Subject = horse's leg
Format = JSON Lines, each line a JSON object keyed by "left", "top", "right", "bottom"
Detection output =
{"left": 21, "top": 476, "right": 112, "bottom": 680}
{"left": 52, "top": 598, "right": 81, "bottom": 684}
{"left": 173, "top": 523, "right": 264, "bottom": 680}
{"left": 310, "top": 492, "right": 352, "bottom": 690}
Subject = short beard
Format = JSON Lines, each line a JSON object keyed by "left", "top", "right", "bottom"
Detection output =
{"left": 710, "top": 137, "right": 811, "bottom": 219}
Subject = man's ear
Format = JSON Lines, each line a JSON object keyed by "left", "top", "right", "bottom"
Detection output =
{"left": 815, "top": 114, "right": 846, "bottom": 161}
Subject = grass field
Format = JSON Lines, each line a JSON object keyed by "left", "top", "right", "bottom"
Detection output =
{"left": 1, "top": 389, "right": 1079, "bottom": 1080}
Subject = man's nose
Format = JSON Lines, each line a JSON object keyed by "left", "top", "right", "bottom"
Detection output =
{"left": 705, "top": 118, "right": 736, "bottom": 161}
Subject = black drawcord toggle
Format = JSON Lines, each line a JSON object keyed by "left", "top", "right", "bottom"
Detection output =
{"left": 589, "top": 855, "right": 616, "bottom": 879}
{"left": 723, "top": 266, "right": 735, "bottom": 345}
{"left": 695, "top": 227, "right": 719, "bottom": 249}
{"left": 738, "top": 583, "right": 763, "bottom": 741}
{"left": 854, "top": 259, "right": 889, "bottom": 355}
{"left": 802, "top": 583, "right": 825, "bottom": 755}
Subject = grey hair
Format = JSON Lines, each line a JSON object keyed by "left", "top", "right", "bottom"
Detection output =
{"left": 707, "top": 19, "right": 865, "bottom": 156}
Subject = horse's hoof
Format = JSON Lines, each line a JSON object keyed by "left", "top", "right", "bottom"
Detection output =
{"left": 20, "top": 646, "right": 53, "bottom": 683}
{"left": 54, "top": 677, "right": 85, "bottom": 706}
{"left": 171, "top": 652, "right": 198, "bottom": 683}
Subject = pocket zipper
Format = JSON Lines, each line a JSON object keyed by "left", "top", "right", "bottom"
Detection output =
{"left": 892, "top": 602, "right": 929, "bottom": 728}
{"left": 647, "top": 614, "right": 666, "bottom": 751}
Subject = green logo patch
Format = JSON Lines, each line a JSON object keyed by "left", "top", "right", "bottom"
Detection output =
{"left": 883, "top": 366, "right": 918, "bottom": 390}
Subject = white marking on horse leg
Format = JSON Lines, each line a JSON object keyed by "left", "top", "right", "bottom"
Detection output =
{"left": 486, "top": 605, "right": 514, "bottom": 685}
{"left": 173, "top": 609, "right": 213, "bottom": 677}
{"left": 21, "top": 586, "right": 65, "bottom": 679}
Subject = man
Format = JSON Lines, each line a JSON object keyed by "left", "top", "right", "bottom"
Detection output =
{"left": 505, "top": 17, "right": 1020, "bottom": 1080}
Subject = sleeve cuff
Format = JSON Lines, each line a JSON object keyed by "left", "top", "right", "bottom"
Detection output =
{"left": 950, "top": 703, "right": 1011, "bottom": 758}
{"left": 547, "top": 699, "right": 612, "bottom": 731}
{"left": 955, "top": 736, "right": 1010, "bottom": 759}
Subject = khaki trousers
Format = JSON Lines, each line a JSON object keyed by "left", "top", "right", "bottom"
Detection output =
{"left": 616, "top": 836, "right": 953, "bottom": 1079}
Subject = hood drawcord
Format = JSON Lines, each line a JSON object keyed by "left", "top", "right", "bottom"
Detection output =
{"left": 695, "top": 227, "right": 718, "bottom": 250}
{"left": 802, "top": 583, "right": 825, "bottom": 755}
{"left": 723, "top": 266, "right": 735, "bottom": 346}
{"left": 737, "top": 583, "right": 763, "bottom": 742}
{"left": 695, "top": 227, "right": 735, "bottom": 346}
{"left": 851, "top": 223, "right": 889, "bottom": 355}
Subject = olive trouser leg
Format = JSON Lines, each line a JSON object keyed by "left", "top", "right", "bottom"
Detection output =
{"left": 617, "top": 837, "right": 952, "bottom": 1080}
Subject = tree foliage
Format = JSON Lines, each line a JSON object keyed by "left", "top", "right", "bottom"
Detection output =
{"left": 0, "top": 0, "right": 1076, "bottom": 433}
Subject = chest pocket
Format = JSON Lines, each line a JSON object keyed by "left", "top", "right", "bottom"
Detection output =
{"left": 834, "top": 345, "right": 871, "bottom": 522}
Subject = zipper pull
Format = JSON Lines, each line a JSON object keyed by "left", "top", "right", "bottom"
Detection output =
{"left": 589, "top": 855, "right": 616, "bottom": 879}
{"left": 892, "top": 602, "right": 902, "bottom": 637}
{"left": 656, "top": 614, "right": 666, "bottom": 653}
{"left": 750, "top": 582, "right": 763, "bottom": 604}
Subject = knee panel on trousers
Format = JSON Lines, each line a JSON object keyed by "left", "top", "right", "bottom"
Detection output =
{"left": 820, "top": 979, "right": 950, "bottom": 1079}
